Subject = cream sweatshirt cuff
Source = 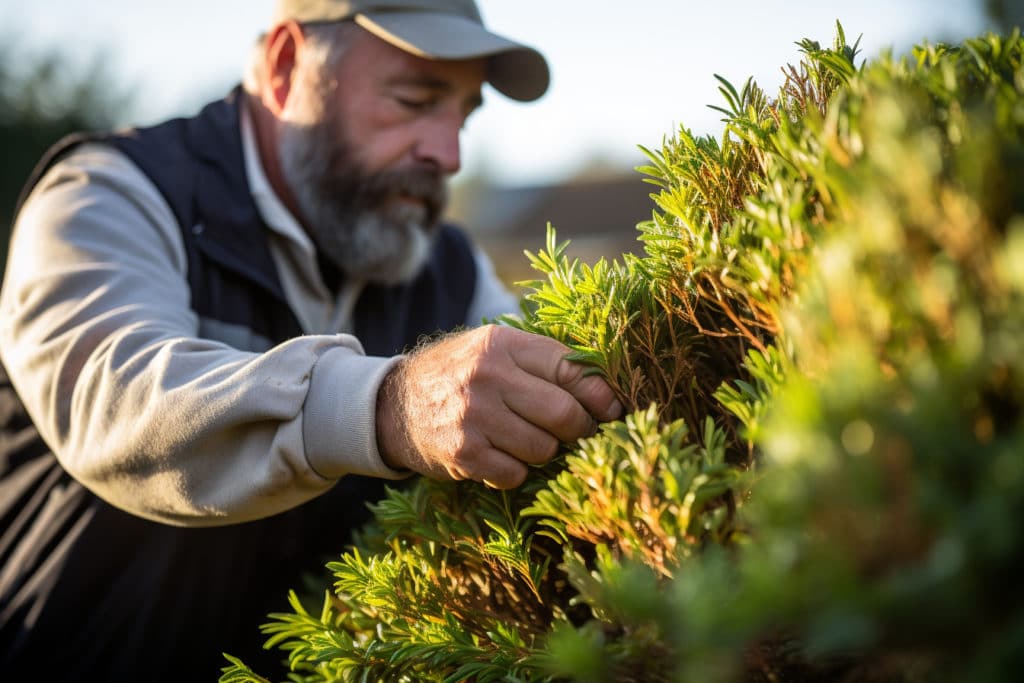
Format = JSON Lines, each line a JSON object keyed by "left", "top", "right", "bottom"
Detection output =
{"left": 303, "top": 345, "right": 411, "bottom": 481}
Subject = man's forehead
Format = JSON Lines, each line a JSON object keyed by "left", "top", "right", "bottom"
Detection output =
{"left": 344, "top": 29, "right": 486, "bottom": 88}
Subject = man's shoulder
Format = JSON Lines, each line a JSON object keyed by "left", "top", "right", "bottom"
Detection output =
{"left": 96, "top": 90, "right": 243, "bottom": 174}
{"left": 18, "top": 138, "right": 165, "bottom": 218}
{"left": 14, "top": 95, "right": 227, "bottom": 222}
{"left": 44, "top": 140, "right": 141, "bottom": 177}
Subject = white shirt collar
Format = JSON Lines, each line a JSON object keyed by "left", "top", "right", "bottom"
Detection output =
{"left": 239, "top": 100, "right": 316, "bottom": 256}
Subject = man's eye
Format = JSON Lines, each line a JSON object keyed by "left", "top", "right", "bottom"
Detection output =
{"left": 396, "top": 97, "right": 434, "bottom": 112}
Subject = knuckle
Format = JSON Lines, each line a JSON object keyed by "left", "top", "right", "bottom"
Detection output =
{"left": 474, "top": 323, "right": 505, "bottom": 352}
{"left": 483, "top": 324, "right": 531, "bottom": 358}
{"left": 462, "top": 327, "right": 504, "bottom": 378}
{"left": 457, "top": 355, "right": 485, "bottom": 387}
{"left": 450, "top": 435, "right": 480, "bottom": 466}
{"left": 554, "top": 354, "right": 584, "bottom": 387}
{"left": 491, "top": 460, "right": 528, "bottom": 489}
{"left": 576, "top": 375, "right": 612, "bottom": 412}
{"left": 443, "top": 429, "right": 484, "bottom": 472}
{"left": 578, "top": 374, "right": 608, "bottom": 402}
{"left": 549, "top": 395, "right": 583, "bottom": 432}
{"left": 507, "top": 468, "right": 528, "bottom": 489}
{"left": 538, "top": 434, "right": 559, "bottom": 461}
{"left": 519, "top": 432, "right": 558, "bottom": 464}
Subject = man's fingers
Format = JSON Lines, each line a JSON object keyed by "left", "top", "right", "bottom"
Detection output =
{"left": 554, "top": 362, "right": 623, "bottom": 423}
{"left": 482, "top": 410, "right": 561, "bottom": 465}
{"left": 506, "top": 331, "right": 622, "bottom": 422}
{"left": 448, "top": 445, "right": 529, "bottom": 489}
{"left": 501, "top": 374, "right": 598, "bottom": 444}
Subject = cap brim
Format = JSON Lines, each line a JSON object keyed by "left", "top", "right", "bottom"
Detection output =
{"left": 355, "top": 12, "right": 550, "bottom": 102}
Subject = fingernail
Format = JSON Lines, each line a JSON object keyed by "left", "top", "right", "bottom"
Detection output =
{"left": 607, "top": 400, "right": 623, "bottom": 420}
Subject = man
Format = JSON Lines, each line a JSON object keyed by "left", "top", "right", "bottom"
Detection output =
{"left": 0, "top": 1, "right": 621, "bottom": 679}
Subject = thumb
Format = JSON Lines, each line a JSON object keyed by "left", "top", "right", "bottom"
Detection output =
{"left": 551, "top": 352, "right": 623, "bottom": 423}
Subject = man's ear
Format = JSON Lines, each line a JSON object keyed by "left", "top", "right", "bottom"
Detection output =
{"left": 262, "top": 20, "right": 305, "bottom": 116}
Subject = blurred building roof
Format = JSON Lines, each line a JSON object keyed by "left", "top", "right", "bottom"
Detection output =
{"left": 446, "top": 165, "right": 657, "bottom": 284}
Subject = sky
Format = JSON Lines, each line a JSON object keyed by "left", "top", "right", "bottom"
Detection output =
{"left": 1, "top": 1, "right": 997, "bottom": 186}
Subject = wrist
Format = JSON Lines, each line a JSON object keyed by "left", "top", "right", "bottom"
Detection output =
{"left": 375, "top": 358, "right": 413, "bottom": 472}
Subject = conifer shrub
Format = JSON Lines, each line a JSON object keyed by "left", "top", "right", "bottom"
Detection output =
{"left": 221, "top": 24, "right": 1024, "bottom": 683}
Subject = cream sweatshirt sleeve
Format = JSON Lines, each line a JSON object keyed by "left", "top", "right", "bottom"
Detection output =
{"left": 0, "top": 144, "right": 407, "bottom": 528}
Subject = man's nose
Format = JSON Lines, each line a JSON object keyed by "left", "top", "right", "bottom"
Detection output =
{"left": 414, "top": 115, "right": 462, "bottom": 175}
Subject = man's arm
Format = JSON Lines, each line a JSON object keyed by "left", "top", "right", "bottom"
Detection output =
{"left": 0, "top": 144, "right": 407, "bottom": 527}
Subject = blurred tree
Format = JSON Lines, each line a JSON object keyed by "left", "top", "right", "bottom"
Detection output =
{"left": 0, "top": 40, "right": 130, "bottom": 270}
{"left": 987, "top": 0, "right": 1024, "bottom": 33}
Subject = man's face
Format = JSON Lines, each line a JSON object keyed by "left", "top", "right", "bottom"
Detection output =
{"left": 277, "top": 28, "right": 486, "bottom": 285}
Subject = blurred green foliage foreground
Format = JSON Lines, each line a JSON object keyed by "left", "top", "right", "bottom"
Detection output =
{"left": 215, "top": 23, "right": 1024, "bottom": 683}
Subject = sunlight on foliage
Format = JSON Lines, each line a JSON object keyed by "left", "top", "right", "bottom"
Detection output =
{"left": 222, "top": 23, "right": 1024, "bottom": 683}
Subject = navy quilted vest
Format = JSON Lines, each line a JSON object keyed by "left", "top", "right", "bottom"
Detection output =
{"left": 0, "top": 89, "right": 477, "bottom": 681}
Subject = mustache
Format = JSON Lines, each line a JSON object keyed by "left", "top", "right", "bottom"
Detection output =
{"left": 317, "top": 131, "right": 448, "bottom": 229}
{"left": 352, "top": 166, "right": 448, "bottom": 227}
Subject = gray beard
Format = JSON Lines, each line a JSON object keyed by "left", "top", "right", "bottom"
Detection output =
{"left": 278, "top": 118, "right": 447, "bottom": 285}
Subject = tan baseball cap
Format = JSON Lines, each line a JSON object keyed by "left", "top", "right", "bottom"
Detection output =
{"left": 273, "top": 0, "right": 550, "bottom": 101}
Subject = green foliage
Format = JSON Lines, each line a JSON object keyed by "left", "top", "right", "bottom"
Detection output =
{"left": 524, "top": 405, "right": 745, "bottom": 578}
{"left": 503, "top": 230, "right": 755, "bottom": 465}
{"left": 222, "top": 23, "right": 1024, "bottom": 683}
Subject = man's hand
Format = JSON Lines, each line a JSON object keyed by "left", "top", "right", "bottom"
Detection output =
{"left": 376, "top": 325, "right": 622, "bottom": 488}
